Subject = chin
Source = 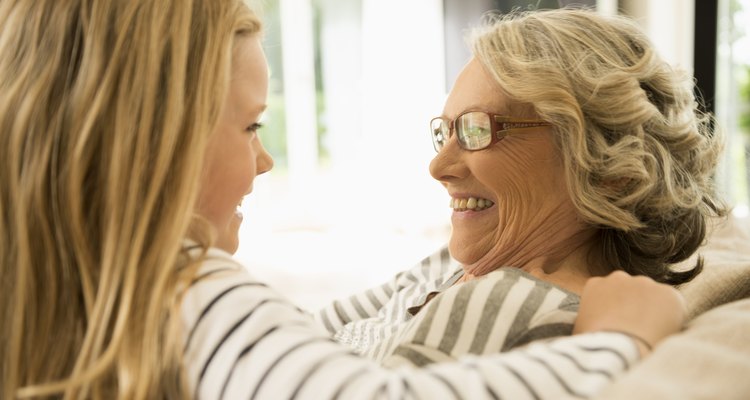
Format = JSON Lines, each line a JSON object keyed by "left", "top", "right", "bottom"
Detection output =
{"left": 216, "top": 238, "right": 239, "bottom": 254}
{"left": 448, "top": 238, "right": 470, "bottom": 264}
{"left": 215, "top": 226, "right": 240, "bottom": 254}
{"left": 216, "top": 216, "right": 242, "bottom": 254}
{"left": 450, "top": 234, "right": 491, "bottom": 266}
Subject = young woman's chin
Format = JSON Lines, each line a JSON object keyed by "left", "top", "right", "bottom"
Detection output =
{"left": 214, "top": 212, "right": 242, "bottom": 254}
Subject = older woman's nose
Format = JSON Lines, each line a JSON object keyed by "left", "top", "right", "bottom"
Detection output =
{"left": 429, "top": 138, "right": 466, "bottom": 183}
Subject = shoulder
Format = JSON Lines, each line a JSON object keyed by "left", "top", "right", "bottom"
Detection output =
{"left": 181, "top": 247, "right": 265, "bottom": 304}
{"left": 445, "top": 267, "right": 579, "bottom": 311}
{"left": 383, "top": 267, "right": 580, "bottom": 366}
{"left": 178, "top": 247, "right": 323, "bottom": 397}
{"left": 179, "top": 246, "right": 312, "bottom": 353}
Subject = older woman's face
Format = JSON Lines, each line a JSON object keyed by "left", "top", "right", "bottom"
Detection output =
{"left": 196, "top": 36, "right": 273, "bottom": 253}
{"left": 429, "top": 58, "right": 579, "bottom": 268}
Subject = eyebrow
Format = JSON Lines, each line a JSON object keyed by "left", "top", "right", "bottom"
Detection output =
{"left": 443, "top": 105, "right": 510, "bottom": 119}
{"left": 251, "top": 104, "right": 268, "bottom": 116}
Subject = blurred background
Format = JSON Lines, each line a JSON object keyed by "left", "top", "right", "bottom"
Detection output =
{"left": 237, "top": 0, "right": 750, "bottom": 309}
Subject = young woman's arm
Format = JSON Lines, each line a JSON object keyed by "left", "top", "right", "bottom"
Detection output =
{"left": 181, "top": 249, "right": 679, "bottom": 400}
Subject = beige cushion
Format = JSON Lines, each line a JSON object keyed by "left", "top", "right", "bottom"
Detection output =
{"left": 593, "top": 297, "right": 750, "bottom": 400}
{"left": 593, "top": 216, "right": 750, "bottom": 399}
{"left": 677, "top": 216, "right": 750, "bottom": 319}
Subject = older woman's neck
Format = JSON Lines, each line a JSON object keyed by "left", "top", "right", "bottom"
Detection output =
{"left": 522, "top": 238, "right": 606, "bottom": 294}
{"left": 459, "top": 208, "right": 607, "bottom": 294}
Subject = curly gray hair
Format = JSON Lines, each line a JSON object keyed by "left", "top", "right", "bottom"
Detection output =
{"left": 471, "top": 8, "right": 727, "bottom": 285}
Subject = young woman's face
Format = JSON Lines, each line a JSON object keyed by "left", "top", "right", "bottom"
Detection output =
{"left": 196, "top": 36, "right": 273, "bottom": 253}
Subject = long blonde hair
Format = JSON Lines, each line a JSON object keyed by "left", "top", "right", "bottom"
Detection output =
{"left": 471, "top": 9, "right": 726, "bottom": 284}
{"left": 0, "top": 1, "right": 261, "bottom": 398}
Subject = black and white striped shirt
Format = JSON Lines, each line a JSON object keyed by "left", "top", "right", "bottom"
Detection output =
{"left": 181, "top": 247, "right": 641, "bottom": 399}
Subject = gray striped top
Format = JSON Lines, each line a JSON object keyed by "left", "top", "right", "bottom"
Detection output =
{"left": 316, "top": 247, "right": 463, "bottom": 357}
{"left": 315, "top": 247, "right": 579, "bottom": 367}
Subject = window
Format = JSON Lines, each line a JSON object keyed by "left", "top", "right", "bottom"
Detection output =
{"left": 239, "top": 0, "right": 741, "bottom": 308}
{"left": 716, "top": 0, "right": 750, "bottom": 216}
{"left": 239, "top": 0, "right": 448, "bottom": 308}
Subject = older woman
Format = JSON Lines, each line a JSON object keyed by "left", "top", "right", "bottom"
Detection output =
{"left": 318, "top": 8, "right": 725, "bottom": 367}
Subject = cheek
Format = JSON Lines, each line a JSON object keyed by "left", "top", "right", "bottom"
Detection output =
{"left": 219, "top": 148, "right": 256, "bottom": 204}
{"left": 198, "top": 144, "right": 256, "bottom": 224}
{"left": 474, "top": 150, "right": 527, "bottom": 198}
{"left": 482, "top": 143, "right": 562, "bottom": 199}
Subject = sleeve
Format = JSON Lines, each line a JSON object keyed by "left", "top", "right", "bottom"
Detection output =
{"left": 182, "top": 259, "right": 642, "bottom": 400}
{"left": 313, "top": 246, "right": 458, "bottom": 335}
{"left": 313, "top": 271, "right": 403, "bottom": 334}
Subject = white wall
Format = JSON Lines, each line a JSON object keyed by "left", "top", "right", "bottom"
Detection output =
{"left": 620, "top": 0, "right": 695, "bottom": 71}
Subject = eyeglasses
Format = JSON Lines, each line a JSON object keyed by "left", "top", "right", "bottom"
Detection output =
{"left": 430, "top": 111, "right": 552, "bottom": 152}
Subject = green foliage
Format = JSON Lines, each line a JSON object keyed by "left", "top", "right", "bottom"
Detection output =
{"left": 740, "top": 65, "right": 750, "bottom": 134}
{"left": 255, "top": 0, "right": 329, "bottom": 170}
{"left": 262, "top": 92, "right": 288, "bottom": 169}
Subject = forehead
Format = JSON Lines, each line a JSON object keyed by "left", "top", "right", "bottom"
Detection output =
{"left": 228, "top": 35, "right": 268, "bottom": 107}
{"left": 443, "top": 58, "right": 514, "bottom": 118}
{"left": 231, "top": 36, "right": 268, "bottom": 85}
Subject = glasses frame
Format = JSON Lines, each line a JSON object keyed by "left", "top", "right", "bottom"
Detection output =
{"left": 430, "top": 110, "right": 552, "bottom": 152}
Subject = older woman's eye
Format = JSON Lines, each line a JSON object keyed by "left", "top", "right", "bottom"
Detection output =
{"left": 464, "top": 126, "right": 488, "bottom": 137}
{"left": 459, "top": 125, "right": 492, "bottom": 150}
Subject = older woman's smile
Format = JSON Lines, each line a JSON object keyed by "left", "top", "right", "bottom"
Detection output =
{"left": 449, "top": 195, "right": 495, "bottom": 212}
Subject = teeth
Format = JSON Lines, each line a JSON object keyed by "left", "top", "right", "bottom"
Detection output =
{"left": 450, "top": 196, "right": 494, "bottom": 211}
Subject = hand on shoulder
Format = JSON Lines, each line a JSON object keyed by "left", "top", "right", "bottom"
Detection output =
{"left": 573, "top": 271, "right": 686, "bottom": 356}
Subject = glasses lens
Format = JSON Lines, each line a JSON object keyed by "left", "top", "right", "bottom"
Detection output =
{"left": 430, "top": 118, "right": 449, "bottom": 152}
{"left": 456, "top": 112, "right": 491, "bottom": 150}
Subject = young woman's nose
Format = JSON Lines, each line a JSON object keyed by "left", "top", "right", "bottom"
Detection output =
{"left": 255, "top": 140, "right": 274, "bottom": 175}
